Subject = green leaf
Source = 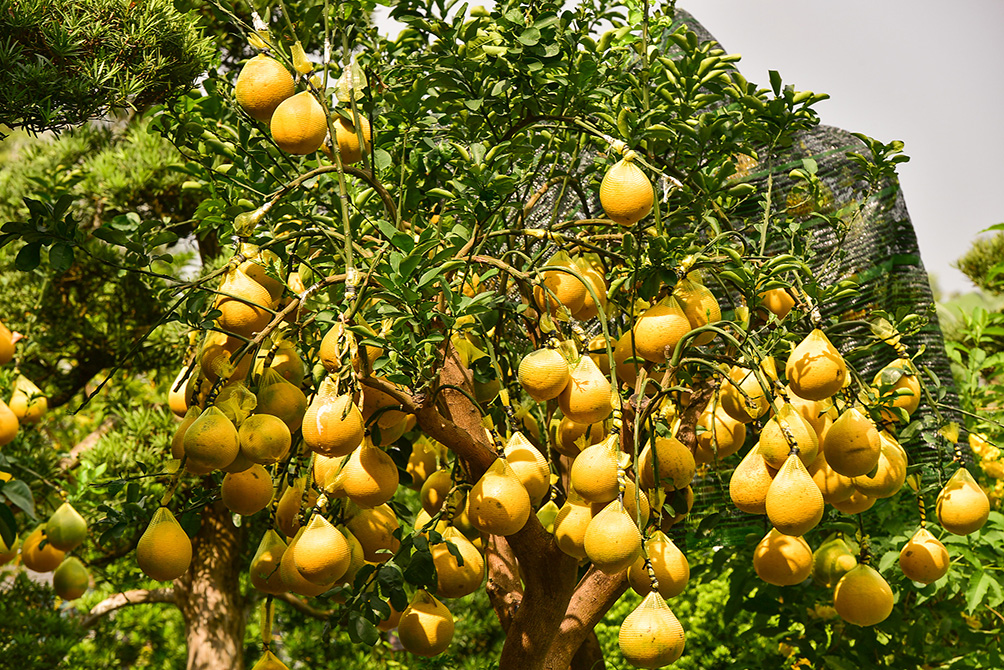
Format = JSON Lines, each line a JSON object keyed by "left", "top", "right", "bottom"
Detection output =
{"left": 15, "top": 242, "right": 41, "bottom": 271}
{"left": 373, "top": 148, "right": 392, "bottom": 171}
{"left": 966, "top": 569, "right": 991, "bottom": 614}
{"left": 518, "top": 27, "right": 541, "bottom": 46}
{"left": 48, "top": 242, "right": 74, "bottom": 272}
{"left": 0, "top": 480, "right": 36, "bottom": 519}
{"left": 0, "top": 504, "right": 18, "bottom": 549}
{"left": 348, "top": 610, "right": 379, "bottom": 646}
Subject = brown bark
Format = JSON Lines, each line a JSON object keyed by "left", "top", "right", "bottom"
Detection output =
{"left": 175, "top": 501, "right": 247, "bottom": 670}
{"left": 484, "top": 534, "right": 523, "bottom": 631}
{"left": 569, "top": 630, "right": 605, "bottom": 670}
{"left": 82, "top": 587, "right": 177, "bottom": 629}
{"left": 543, "top": 567, "right": 628, "bottom": 670}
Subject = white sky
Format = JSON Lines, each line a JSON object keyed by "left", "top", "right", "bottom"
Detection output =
{"left": 375, "top": 1, "right": 1004, "bottom": 296}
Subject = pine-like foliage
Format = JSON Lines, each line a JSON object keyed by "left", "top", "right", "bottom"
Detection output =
{"left": 0, "top": 0, "right": 214, "bottom": 136}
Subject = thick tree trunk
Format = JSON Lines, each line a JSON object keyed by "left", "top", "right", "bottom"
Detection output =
{"left": 176, "top": 500, "right": 247, "bottom": 670}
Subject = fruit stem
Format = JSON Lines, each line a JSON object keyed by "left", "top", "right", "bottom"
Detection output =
{"left": 160, "top": 457, "right": 187, "bottom": 507}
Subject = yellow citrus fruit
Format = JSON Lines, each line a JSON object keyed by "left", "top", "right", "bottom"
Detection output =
{"left": 720, "top": 365, "right": 770, "bottom": 423}
{"left": 398, "top": 590, "right": 455, "bottom": 657}
{"left": 831, "top": 489, "right": 876, "bottom": 515}
{"left": 467, "top": 458, "right": 531, "bottom": 536}
{"left": 570, "top": 436, "right": 620, "bottom": 504}
{"left": 250, "top": 529, "right": 288, "bottom": 595}
{"left": 255, "top": 370, "right": 308, "bottom": 433}
{"left": 294, "top": 514, "right": 351, "bottom": 584}
{"left": 673, "top": 278, "right": 720, "bottom": 345}
{"left": 222, "top": 464, "right": 274, "bottom": 515}
{"left": 729, "top": 443, "right": 775, "bottom": 515}
{"left": 431, "top": 526, "right": 485, "bottom": 598}
{"left": 812, "top": 536, "right": 857, "bottom": 588}
{"left": 613, "top": 331, "right": 646, "bottom": 388}
{"left": 251, "top": 650, "right": 289, "bottom": 670}
{"left": 533, "top": 252, "right": 588, "bottom": 315}
{"left": 583, "top": 500, "right": 642, "bottom": 574}
{"left": 757, "top": 287, "right": 796, "bottom": 321}
{"left": 571, "top": 258, "right": 608, "bottom": 321}
{"left": 21, "top": 525, "right": 66, "bottom": 573}
{"left": 899, "top": 527, "right": 950, "bottom": 584}
{"left": 632, "top": 296, "right": 691, "bottom": 364}
{"left": 752, "top": 528, "right": 812, "bottom": 586}
{"left": 8, "top": 375, "right": 46, "bottom": 424}
{"left": 936, "top": 467, "right": 990, "bottom": 535}
{"left": 406, "top": 437, "right": 443, "bottom": 491}
{"left": 46, "top": 502, "right": 87, "bottom": 552}
{"left": 53, "top": 557, "right": 90, "bottom": 600}
{"left": 765, "top": 452, "right": 824, "bottom": 536}
{"left": 137, "top": 507, "right": 192, "bottom": 581}
{"left": 872, "top": 359, "right": 921, "bottom": 421}
{"left": 852, "top": 432, "right": 907, "bottom": 499}
{"left": 694, "top": 402, "right": 746, "bottom": 463}
{"left": 280, "top": 526, "right": 335, "bottom": 597}
{"left": 823, "top": 406, "right": 882, "bottom": 478}
{"left": 618, "top": 591, "right": 686, "bottom": 668}
{"left": 807, "top": 448, "right": 855, "bottom": 504}
{"left": 301, "top": 381, "right": 364, "bottom": 458}
{"left": 183, "top": 406, "right": 240, "bottom": 474}
{"left": 600, "top": 157, "right": 654, "bottom": 226}
{"left": 339, "top": 443, "right": 400, "bottom": 509}
{"left": 518, "top": 348, "right": 571, "bottom": 402}
{"left": 590, "top": 479, "right": 649, "bottom": 528}
{"left": 0, "top": 321, "right": 15, "bottom": 364}
{"left": 0, "top": 398, "right": 19, "bottom": 447}
{"left": 758, "top": 403, "right": 819, "bottom": 469}
{"left": 271, "top": 91, "right": 328, "bottom": 155}
{"left": 503, "top": 432, "right": 550, "bottom": 506}
{"left": 239, "top": 413, "right": 292, "bottom": 465}
{"left": 627, "top": 530, "right": 690, "bottom": 599}
{"left": 334, "top": 115, "right": 372, "bottom": 164}
{"left": 215, "top": 265, "right": 274, "bottom": 338}
{"left": 345, "top": 503, "right": 401, "bottom": 563}
{"left": 275, "top": 477, "right": 307, "bottom": 538}
{"left": 235, "top": 54, "right": 295, "bottom": 124}
{"left": 556, "top": 415, "right": 605, "bottom": 457}
{"left": 785, "top": 329, "right": 847, "bottom": 401}
{"left": 558, "top": 355, "right": 613, "bottom": 425}
{"left": 553, "top": 494, "right": 594, "bottom": 559}
{"left": 199, "top": 331, "right": 252, "bottom": 383}
{"left": 639, "top": 436, "right": 695, "bottom": 491}
{"left": 833, "top": 564, "right": 894, "bottom": 626}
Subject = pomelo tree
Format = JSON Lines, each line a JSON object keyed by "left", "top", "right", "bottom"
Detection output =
{"left": 2, "top": 1, "right": 1002, "bottom": 669}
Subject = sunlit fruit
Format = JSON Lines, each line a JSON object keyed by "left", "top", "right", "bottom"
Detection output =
{"left": 271, "top": 91, "right": 328, "bottom": 155}
{"left": 618, "top": 591, "right": 686, "bottom": 668}
{"left": 137, "top": 507, "right": 192, "bottom": 581}
{"left": 235, "top": 54, "right": 295, "bottom": 124}
{"left": 833, "top": 564, "right": 894, "bottom": 626}
{"left": 600, "top": 156, "right": 654, "bottom": 226}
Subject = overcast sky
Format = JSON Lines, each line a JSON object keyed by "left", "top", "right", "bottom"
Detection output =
{"left": 375, "top": 1, "right": 1003, "bottom": 296}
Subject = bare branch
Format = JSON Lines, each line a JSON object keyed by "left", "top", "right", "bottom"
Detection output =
{"left": 81, "top": 588, "right": 177, "bottom": 629}
{"left": 274, "top": 592, "right": 333, "bottom": 620}
{"left": 59, "top": 416, "right": 119, "bottom": 471}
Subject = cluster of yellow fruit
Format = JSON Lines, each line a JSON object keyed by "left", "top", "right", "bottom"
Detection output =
{"left": 968, "top": 432, "right": 1004, "bottom": 506}
{"left": 234, "top": 52, "right": 371, "bottom": 160}
{"left": 1, "top": 500, "right": 92, "bottom": 601}
{"left": 0, "top": 321, "right": 47, "bottom": 448}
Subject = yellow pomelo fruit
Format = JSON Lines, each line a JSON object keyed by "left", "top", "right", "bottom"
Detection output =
{"left": 786, "top": 329, "right": 847, "bottom": 401}
{"left": 533, "top": 251, "right": 587, "bottom": 315}
{"left": 584, "top": 500, "right": 642, "bottom": 574}
{"left": 613, "top": 331, "right": 646, "bottom": 388}
{"left": 504, "top": 432, "right": 551, "bottom": 505}
{"left": 235, "top": 54, "right": 295, "bottom": 124}
{"left": 377, "top": 601, "right": 403, "bottom": 632}
{"left": 251, "top": 650, "right": 289, "bottom": 670}
{"left": 222, "top": 464, "right": 273, "bottom": 515}
{"left": 271, "top": 91, "right": 328, "bottom": 155}
{"left": 255, "top": 341, "right": 305, "bottom": 387}
{"left": 239, "top": 244, "right": 284, "bottom": 303}
{"left": 553, "top": 495, "right": 594, "bottom": 559}
{"left": 571, "top": 258, "right": 608, "bottom": 321}
{"left": 600, "top": 157, "right": 654, "bottom": 226}
{"left": 407, "top": 437, "right": 443, "bottom": 490}
{"left": 834, "top": 564, "right": 894, "bottom": 626}
{"left": 852, "top": 432, "right": 907, "bottom": 499}
{"left": 936, "top": 467, "right": 990, "bottom": 535}
{"left": 0, "top": 532, "right": 20, "bottom": 565}
{"left": 824, "top": 406, "right": 882, "bottom": 478}
{"left": 313, "top": 453, "right": 345, "bottom": 491}
{"left": 758, "top": 287, "right": 796, "bottom": 321}
{"left": 250, "top": 529, "right": 288, "bottom": 595}
{"left": 9, "top": 375, "right": 46, "bottom": 424}
{"left": 239, "top": 414, "right": 292, "bottom": 465}
{"left": 729, "top": 443, "right": 776, "bottom": 515}
{"left": 0, "top": 397, "right": 19, "bottom": 447}
{"left": 301, "top": 380, "right": 364, "bottom": 457}
{"left": 216, "top": 265, "right": 273, "bottom": 338}
{"left": 778, "top": 386, "right": 830, "bottom": 439}
{"left": 899, "top": 527, "right": 950, "bottom": 584}
{"left": 812, "top": 536, "right": 858, "bottom": 588}
{"left": 334, "top": 115, "right": 372, "bottom": 164}
{"left": 632, "top": 296, "right": 691, "bottom": 364}
{"left": 46, "top": 502, "right": 87, "bottom": 551}
{"left": 558, "top": 355, "right": 613, "bottom": 425}
{"left": 361, "top": 380, "right": 408, "bottom": 440}
{"left": 556, "top": 415, "right": 605, "bottom": 457}
{"left": 872, "top": 358, "right": 921, "bottom": 421}
{"left": 591, "top": 480, "right": 649, "bottom": 528}
{"left": 21, "top": 525, "right": 65, "bottom": 573}
{"left": 421, "top": 467, "right": 454, "bottom": 515}
{"left": 280, "top": 526, "right": 335, "bottom": 596}
{"left": 518, "top": 348, "right": 570, "bottom": 402}
{"left": 673, "top": 278, "right": 720, "bottom": 346}
{"left": 467, "top": 458, "right": 531, "bottom": 536}
{"left": 759, "top": 403, "right": 819, "bottom": 469}
{"left": 183, "top": 406, "right": 240, "bottom": 474}
{"left": 720, "top": 365, "right": 769, "bottom": 424}
{"left": 398, "top": 590, "right": 455, "bottom": 657}
{"left": 339, "top": 443, "right": 400, "bottom": 508}
{"left": 753, "top": 528, "right": 812, "bottom": 586}
{"left": 807, "top": 448, "right": 855, "bottom": 504}
{"left": 766, "top": 452, "right": 824, "bottom": 536}
{"left": 275, "top": 477, "right": 307, "bottom": 538}
{"left": 618, "top": 591, "right": 686, "bottom": 668}
{"left": 639, "top": 435, "right": 695, "bottom": 491}
{"left": 53, "top": 556, "right": 90, "bottom": 600}
{"left": 334, "top": 527, "right": 367, "bottom": 589}
{"left": 432, "top": 526, "right": 485, "bottom": 598}
{"left": 831, "top": 489, "right": 876, "bottom": 515}
{"left": 167, "top": 365, "right": 193, "bottom": 418}
{"left": 255, "top": 370, "right": 308, "bottom": 433}
{"left": 694, "top": 401, "right": 746, "bottom": 464}
{"left": 171, "top": 406, "right": 200, "bottom": 460}
{"left": 346, "top": 503, "right": 400, "bottom": 563}
{"left": 294, "top": 514, "right": 350, "bottom": 584}
{"left": 199, "top": 331, "right": 251, "bottom": 383}
{"left": 137, "top": 507, "right": 192, "bottom": 581}
{"left": 0, "top": 321, "right": 15, "bottom": 364}
{"left": 570, "top": 435, "right": 620, "bottom": 504}
{"left": 586, "top": 333, "right": 613, "bottom": 376}
{"left": 627, "top": 530, "right": 690, "bottom": 599}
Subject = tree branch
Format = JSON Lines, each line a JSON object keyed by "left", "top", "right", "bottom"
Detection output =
{"left": 59, "top": 415, "right": 119, "bottom": 471}
{"left": 274, "top": 592, "right": 333, "bottom": 620}
{"left": 485, "top": 534, "right": 523, "bottom": 631}
{"left": 543, "top": 567, "right": 629, "bottom": 670}
{"left": 81, "top": 588, "right": 177, "bottom": 629}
